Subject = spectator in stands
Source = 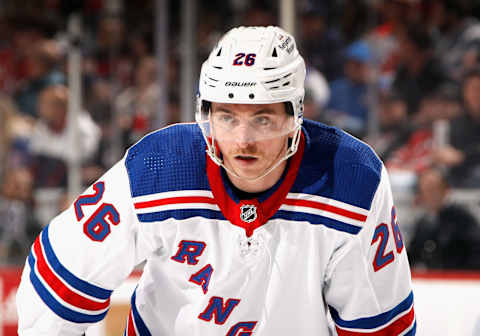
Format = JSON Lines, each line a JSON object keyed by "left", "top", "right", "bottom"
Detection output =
{"left": 408, "top": 167, "right": 480, "bottom": 270}
{"left": 335, "top": 0, "right": 369, "bottom": 43}
{"left": 115, "top": 56, "right": 161, "bottom": 147}
{"left": 325, "top": 39, "right": 373, "bottom": 138}
{"left": 0, "top": 94, "right": 34, "bottom": 183}
{"left": 364, "top": 0, "right": 412, "bottom": 90}
{"left": 0, "top": 95, "right": 15, "bottom": 181}
{"left": 366, "top": 91, "right": 409, "bottom": 159}
{"left": 86, "top": 78, "right": 114, "bottom": 129}
{"left": 0, "top": 15, "right": 54, "bottom": 95}
{"left": 86, "top": 14, "right": 131, "bottom": 87}
{"left": 0, "top": 16, "right": 16, "bottom": 94}
{"left": 299, "top": 7, "right": 345, "bottom": 81}
{"left": 28, "top": 85, "right": 102, "bottom": 225}
{"left": 429, "top": 0, "right": 480, "bottom": 81}
{"left": 434, "top": 68, "right": 480, "bottom": 188}
{"left": 384, "top": 94, "right": 437, "bottom": 176}
{"left": 391, "top": 24, "right": 447, "bottom": 117}
{"left": 29, "top": 85, "right": 101, "bottom": 189}
{"left": 83, "top": 77, "right": 115, "bottom": 169}
{"left": 14, "top": 38, "right": 65, "bottom": 118}
{"left": 384, "top": 87, "right": 461, "bottom": 190}
{"left": 303, "top": 63, "right": 330, "bottom": 121}
{"left": 127, "top": 30, "right": 154, "bottom": 63}
{"left": 0, "top": 168, "right": 40, "bottom": 265}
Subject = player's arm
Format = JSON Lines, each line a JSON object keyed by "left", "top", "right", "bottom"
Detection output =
{"left": 16, "top": 156, "right": 155, "bottom": 335}
{"left": 324, "top": 165, "right": 416, "bottom": 336}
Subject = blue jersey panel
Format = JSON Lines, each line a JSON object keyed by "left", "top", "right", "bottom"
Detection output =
{"left": 125, "top": 124, "right": 210, "bottom": 197}
{"left": 293, "top": 119, "right": 382, "bottom": 210}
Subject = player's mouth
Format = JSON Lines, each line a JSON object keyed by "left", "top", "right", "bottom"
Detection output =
{"left": 234, "top": 155, "right": 258, "bottom": 166}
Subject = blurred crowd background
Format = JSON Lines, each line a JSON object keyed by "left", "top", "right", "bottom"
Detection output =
{"left": 1, "top": 0, "right": 480, "bottom": 271}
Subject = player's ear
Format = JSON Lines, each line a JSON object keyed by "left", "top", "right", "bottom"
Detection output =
{"left": 284, "top": 102, "right": 296, "bottom": 138}
{"left": 284, "top": 102, "right": 294, "bottom": 117}
{"left": 202, "top": 100, "right": 212, "bottom": 114}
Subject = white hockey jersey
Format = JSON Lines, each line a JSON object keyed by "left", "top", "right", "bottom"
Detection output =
{"left": 16, "top": 119, "right": 416, "bottom": 335}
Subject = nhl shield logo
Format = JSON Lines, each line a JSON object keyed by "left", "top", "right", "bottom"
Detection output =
{"left": 240, "top": 205, "right": 257, "bottom": 223}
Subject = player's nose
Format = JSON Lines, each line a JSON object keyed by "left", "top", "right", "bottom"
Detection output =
{"left": 234, "top": 124, "right": 256, "bottom": 147}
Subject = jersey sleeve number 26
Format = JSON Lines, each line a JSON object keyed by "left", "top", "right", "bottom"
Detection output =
{"left": 74, "top": 182, "right": 120, "bottom": 242}
{"left": 371, "top": 207, "right": 403, "bottom": 272}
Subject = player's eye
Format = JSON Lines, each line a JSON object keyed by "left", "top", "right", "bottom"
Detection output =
{"left": 253, "top": 116, "right": 273, "bottom": 128}
{"left": 215, "top": 113, "right": 237, "bottom": 126}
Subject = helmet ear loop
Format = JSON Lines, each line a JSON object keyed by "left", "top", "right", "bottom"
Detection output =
{"left": 285, "top": 125, "right": 301, "bottom": 159}
{"left": 285, "top": 102, "right": 302, "bottom": 159}
{"left": 206, "top": 111, "right": 225, "bottom": 167}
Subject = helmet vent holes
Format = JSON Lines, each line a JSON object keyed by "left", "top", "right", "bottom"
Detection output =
{"left": 249, "top": 93, "right": 255, "bottom": 99}
{"left": 272, "top": 48, "right": 278, "bottom": 57}
{"left": 216, "top": 48, "right": 222, "bottom": 56}
{"left": 262, "top": 71, "right": 294, "bottom": 91}
{"left": 265, "top": 78, "right": 280, "bottom": 84}
{"left": 264, "top": 67, "right": 276, "bottom": 70}
{"left": 228, "top": 93, "right": 234, "bottom": 98}
{"left": 213, "top": 66, "right": 223, "bottom": 69}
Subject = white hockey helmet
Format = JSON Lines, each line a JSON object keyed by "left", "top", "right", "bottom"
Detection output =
{"left": 196, "top": 26, "right": 306, "bottom": 179}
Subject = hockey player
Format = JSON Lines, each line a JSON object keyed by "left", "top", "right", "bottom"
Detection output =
{"left": 16, "top": 26, "right": 416, "bottom": 335}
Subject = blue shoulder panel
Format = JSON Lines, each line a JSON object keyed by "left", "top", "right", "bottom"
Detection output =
{"left": 125, "top": 123, "right": 210, "bottom": 197}
{"left": 293, "top": 119, "right": 382, "bottom": 210}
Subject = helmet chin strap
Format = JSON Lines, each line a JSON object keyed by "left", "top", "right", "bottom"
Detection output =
{"left": 205, "top": 125, "right": 302, "bottom": 182}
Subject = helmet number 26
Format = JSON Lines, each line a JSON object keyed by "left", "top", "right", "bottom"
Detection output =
{"left": 233, "top": 53, "right": 256, "bottom": 66}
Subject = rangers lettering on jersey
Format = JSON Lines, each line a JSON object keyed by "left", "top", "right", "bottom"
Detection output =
{"left": 171, "top": 240, "right": 206, "bottom": 265}
{"left": 198, "top": 297, "right": 241, "bottom": 325}
{"left": 227, "top": 322, "right": 258, "bottom": 336}
{"left": 189, "top": 264, "right": 214, "bottom": 294}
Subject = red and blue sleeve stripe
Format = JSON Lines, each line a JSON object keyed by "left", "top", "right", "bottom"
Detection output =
{"left": 124, "top": 289, "right": 152, "bottom": 336}
{"left": 27, "top": 225, "right": 112, "bottom": 323}
{"left": 329, "top": 292, "right": 416, "bottom": 335}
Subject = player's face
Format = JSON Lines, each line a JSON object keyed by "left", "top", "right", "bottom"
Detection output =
{"left": 211, "top": 102, "right": 294, "bottom": 192}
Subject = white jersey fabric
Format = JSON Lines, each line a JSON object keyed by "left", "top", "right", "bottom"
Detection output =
{"left": 16, "top": 120, "right": 416, "bottom": 335}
